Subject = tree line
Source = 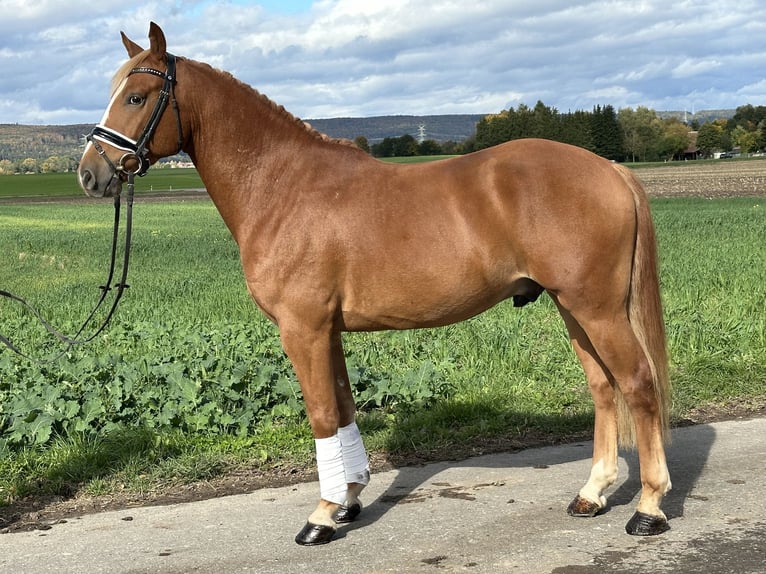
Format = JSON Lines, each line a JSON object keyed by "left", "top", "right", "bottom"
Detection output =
{"left": 369, "top": 103, "right": 766, "bottom": 162}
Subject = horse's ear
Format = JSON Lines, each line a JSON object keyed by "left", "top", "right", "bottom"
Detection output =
{"left": 121, "top": 32, "right": 144, "bottom": 58}
{"left": 148, "top": 22, "right": 167, "bottom": 59}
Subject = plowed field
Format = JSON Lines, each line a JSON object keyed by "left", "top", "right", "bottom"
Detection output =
{"left": 635, "top": 159, "right": 766, "bottom": 197}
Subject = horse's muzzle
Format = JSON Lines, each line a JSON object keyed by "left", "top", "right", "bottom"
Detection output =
{"left": 78, "top": 164, "right": 124, "bottom": 198}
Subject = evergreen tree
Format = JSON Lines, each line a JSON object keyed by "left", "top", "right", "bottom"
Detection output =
{"left": 591, "top": 105, "right": 624, "bottom": 160}
{"left": 560, "top": 110, "right": 594, "bottom": 151}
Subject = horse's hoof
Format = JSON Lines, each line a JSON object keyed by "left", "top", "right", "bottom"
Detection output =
{"left": 294, "top": 522, "right": 336, "bottom": 546}
{"left": 567, "top": 495, "right": 602, "bottom": 517}
{"left": 333, "top": 502, "right": 362, "bottom": 523}
{"left": 625, "top": 511, "right": 670, "bottom": 536}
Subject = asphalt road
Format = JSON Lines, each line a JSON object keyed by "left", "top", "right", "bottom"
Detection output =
{"left": 2, "top": 417, "right": 764, "bottom": 574}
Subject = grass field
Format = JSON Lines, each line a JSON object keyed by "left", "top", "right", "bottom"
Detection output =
{"left": 0, "top": 161, "right": 765, "bottom": 510}
{"left": 0, "top": 168, "right": 204, "bottom": 199}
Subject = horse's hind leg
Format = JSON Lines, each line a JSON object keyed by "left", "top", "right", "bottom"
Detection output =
{"left": 566, "top": 306, "right": 671, "bottom": 535}
{"left": 555, "top": 305, "right": 620, "bottom": 518}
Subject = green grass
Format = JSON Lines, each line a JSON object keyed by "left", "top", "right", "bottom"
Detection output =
{"left": 0, "top": 168, "right": 205, "bottom": 199}
{"left": 0, "top": 195, "right": 765, "bottom": 504}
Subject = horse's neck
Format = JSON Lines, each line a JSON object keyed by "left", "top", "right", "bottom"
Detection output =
{"left": 181, "top": 60, "right": 331, "bottom": 242}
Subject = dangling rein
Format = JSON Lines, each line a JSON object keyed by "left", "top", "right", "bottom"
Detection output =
{"left": 0, "top": 176, "right": 135, "bottom": 361}
{"left": 1, "top": 54, "right": 181, "bottom": 361}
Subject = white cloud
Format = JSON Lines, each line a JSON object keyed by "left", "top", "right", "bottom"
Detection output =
{"left": 672, "top": 58, "right": 723, "bottom": 79}
{"left": 0, "top": 0, "right": 764, "bottom": 124}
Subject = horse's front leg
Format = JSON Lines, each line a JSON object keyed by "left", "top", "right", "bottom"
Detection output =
{"left": 280, "top": 326, "right": 370, "bottom": 545}
{"left": 330, "top": 331, "right": 371, "bottom": 522}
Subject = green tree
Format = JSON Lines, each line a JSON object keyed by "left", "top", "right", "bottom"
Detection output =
{"left": 371, "top": 134, "right": 418, "bottom": 157}
{"left": 731, "top": 125, "right": 761, "bottom": 154}
{"left": 440, "top": 140, "right": 462, "bottom": 154}
{"left": 353, "top": 136, "right": 370, "bottom": 153}
{"left": 729, "top": 104, "right": 766, "bottom": 131}
{"left": 531, "top": 100, "right": 560, "bottom": 140}
{"left": 392, "top": 134, "right": 418, "bottom": 156}
{"left": 560, "top": 110, "right": 594, "bottom": 151}
{"left": 591, "top": 105, "right": 623, "bottom": 160}
{"left": 474, "top": 109, "right": 514, "bottom": 149}
{"left": 657, "top": 119, "right": 691, "bottom": 160}
{"left": 619, "top": 106, "right": 662, "bottom": 162}
{"left": 696, "top": 120, "right": 725, "bottom": 157}
{"left": 417, "top": 139, "right": 443, "bottom": 155}
{"left": 371, "top": 137, "right": 394, "bottom": 157}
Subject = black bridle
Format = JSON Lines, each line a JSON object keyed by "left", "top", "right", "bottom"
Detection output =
{"left": 88, "top": 53, "right": 183, "bottom": 178}
{"left": 0, "top": 54, "right": 182, "bottom": 360}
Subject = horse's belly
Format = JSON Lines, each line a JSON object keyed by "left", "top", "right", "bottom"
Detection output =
{"left": 338, "top": 272, "right": 529, "bottom": 331}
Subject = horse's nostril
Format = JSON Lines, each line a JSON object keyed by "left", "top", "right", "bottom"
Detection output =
{"left": 80, "top": 169, "right": 95, "bottom": 191}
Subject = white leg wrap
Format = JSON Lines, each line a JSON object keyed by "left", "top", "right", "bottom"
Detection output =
{"left": 315, "top": 435, "right": 346, "bottom": 505}
{"left": 338, "top": 422, "right": 370, "bottom": 485}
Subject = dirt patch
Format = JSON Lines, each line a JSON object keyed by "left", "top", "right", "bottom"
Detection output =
{"left": 633, "top": 159, "right": 766, "bottom": 197}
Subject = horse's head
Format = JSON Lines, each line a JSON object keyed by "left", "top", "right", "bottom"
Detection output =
{"left": 78, "top": 22, "right": 185, "bottom": 197}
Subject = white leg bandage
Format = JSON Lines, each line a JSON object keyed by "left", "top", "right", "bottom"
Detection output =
{"left": 338, "top": 422, "right": 370, "bottom": 485}
{"left": 315, "top": 435, "right": 347, "bottom": 504}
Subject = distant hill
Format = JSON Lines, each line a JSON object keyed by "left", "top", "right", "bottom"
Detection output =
{"left": 0, "top": 116, "right": 483, "bottom": 163}
{"left": 0, "top": 124, "right": 91, "bottom": 163}
{"left": 0, "top": 110, "right": 737, "bottom": 163}
{"left": 307, "top": 114, "right": 486, "bottom": 143}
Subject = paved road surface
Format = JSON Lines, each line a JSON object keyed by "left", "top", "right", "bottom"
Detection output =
{"left": 2, "top": 417, "right": 764, "bottom": 573}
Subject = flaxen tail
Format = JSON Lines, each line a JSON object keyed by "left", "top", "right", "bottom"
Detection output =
{"left": 613, "top": 164, "right": 671, "bottom": 448}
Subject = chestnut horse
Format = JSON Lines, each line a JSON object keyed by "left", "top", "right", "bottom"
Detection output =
{"left": 78, "top": 23, "right": 672, "bottom": 546}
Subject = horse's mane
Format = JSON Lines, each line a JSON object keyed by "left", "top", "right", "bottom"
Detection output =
{"left": 207, "top": 61, "right": 356, "bottom": 147}
{"left": 198, "top": 60, "right": 357, "bottom": 148}
{"left": 112, "top": 52, "right": 356, "bottom": 148}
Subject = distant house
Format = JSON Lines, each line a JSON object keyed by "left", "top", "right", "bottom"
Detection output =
{"left": 680, "top": 130, "right": 700, "bottom": 160}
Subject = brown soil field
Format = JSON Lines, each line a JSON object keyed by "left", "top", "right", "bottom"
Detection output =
{"left": 635, "top": 159, "right": 766, "bottom": 197}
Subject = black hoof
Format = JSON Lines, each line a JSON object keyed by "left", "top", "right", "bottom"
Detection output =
{"left": 567, "top": 495, "right": 602, "bottom": 517}
{"left": 625, "top": 511, "right": 670, "bottom": 536}
{"left": 333, "top": 503, "right": 361, "bottom": 524}
{"left": 295, "top": 522, "right": 336, "bottom": 546}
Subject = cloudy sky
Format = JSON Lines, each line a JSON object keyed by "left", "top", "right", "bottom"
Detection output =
{"left": 1, "top": 0, "right": 764, "bottom": 125}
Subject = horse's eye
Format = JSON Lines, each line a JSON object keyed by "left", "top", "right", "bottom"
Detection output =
{"left": 127, "top": 95, "right": 145, "bottom": 106}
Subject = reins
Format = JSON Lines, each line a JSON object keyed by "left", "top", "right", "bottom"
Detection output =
{"left": 0, "top": 54, "right": 181, "bottom": 361}
{"left": 0, "top": 177, "right": 135, "bottom": 360}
